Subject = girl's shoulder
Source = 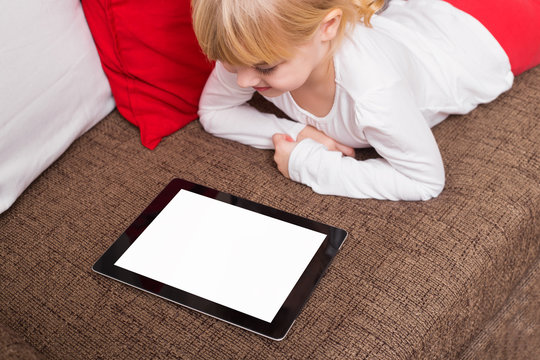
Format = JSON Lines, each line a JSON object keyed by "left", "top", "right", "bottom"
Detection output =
{"left": 334, "top": 24, "right": 403, "bottom": 99}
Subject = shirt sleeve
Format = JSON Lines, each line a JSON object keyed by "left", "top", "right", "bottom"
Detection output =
{"left": 198, "top": 62, "right": 306, "bottom": 149}
{"left": 288, "top": 80, "right": 446, "bottom": 201}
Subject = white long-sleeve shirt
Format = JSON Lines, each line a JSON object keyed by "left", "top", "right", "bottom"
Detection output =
{"left": 198, "top": 0, "right": 513, "bottom": 201}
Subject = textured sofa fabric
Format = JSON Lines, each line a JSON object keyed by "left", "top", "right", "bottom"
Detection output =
{"left": 0, "top": 323, "right": 42, "bottom": 360}
{"left": 0, "top": 67, "right": 539, "bottom": 359}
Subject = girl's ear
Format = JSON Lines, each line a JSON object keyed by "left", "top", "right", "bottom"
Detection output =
{"left": 320, "top": 9, "right": 343, "bottom": 41}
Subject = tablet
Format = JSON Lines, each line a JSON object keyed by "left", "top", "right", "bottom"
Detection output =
{"left": 93, "top": 178, "right": 347, "bottom": 340}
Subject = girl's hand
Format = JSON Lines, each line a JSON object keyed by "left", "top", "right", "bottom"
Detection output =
{"left": 297, "top": 125, "right": 355, "bottom": 157}
{"left": 272, "top": 127, "right": 355, "bottom": 179}
{"left": 272, "top": 134, "right": 297, "bottom": 178}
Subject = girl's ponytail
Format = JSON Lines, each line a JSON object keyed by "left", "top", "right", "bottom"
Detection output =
{"left": 350, "top": 0, "right": 388, "bottom": 26}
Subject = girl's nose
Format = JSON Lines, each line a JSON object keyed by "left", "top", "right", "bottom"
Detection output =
{"left": 236, "top": 67, "right": 260, "bottom": 88}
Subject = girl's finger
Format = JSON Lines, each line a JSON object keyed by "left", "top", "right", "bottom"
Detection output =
{"left": 337, "top": 143, "right": 355, "bottom": 157}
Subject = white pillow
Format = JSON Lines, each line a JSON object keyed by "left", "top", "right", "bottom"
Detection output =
{"left": 0, "top": 0, "right": 115, "bottom": 213}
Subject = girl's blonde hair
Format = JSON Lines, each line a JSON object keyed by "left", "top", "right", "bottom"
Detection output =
{"left": 191, "top": 0, "right": 385, "bottom": 66}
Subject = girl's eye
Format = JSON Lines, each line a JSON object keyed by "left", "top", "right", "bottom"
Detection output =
{"left": 254, "top": 66, "right": 277, "bottom": 75}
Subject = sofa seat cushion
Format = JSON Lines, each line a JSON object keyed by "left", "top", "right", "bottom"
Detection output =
{"left": 0, "top": 68, "right": 538, "bottom": 359}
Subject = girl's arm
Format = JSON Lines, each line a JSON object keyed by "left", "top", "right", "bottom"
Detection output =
{"left": 283, "top": 81, "right": 446, "bottom": 201}
{"left": 198, "top": 62, "right": 306, "bottom": 149}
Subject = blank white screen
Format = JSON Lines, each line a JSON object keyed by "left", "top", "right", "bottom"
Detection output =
{"left": 115, "top": 190, "right": 326, "bottom": 323}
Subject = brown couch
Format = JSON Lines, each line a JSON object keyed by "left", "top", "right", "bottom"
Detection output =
{"left": 1, "top": 66, "right": 539, "bottom": 359}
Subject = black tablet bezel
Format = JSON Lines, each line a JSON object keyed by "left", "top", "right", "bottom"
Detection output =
{"left": 93, "top": 178, "right": 347, "bottom": 340}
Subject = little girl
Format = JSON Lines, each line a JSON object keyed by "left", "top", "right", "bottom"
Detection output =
{"left": 192, "top": 0, "right": 540, "bottom": 201}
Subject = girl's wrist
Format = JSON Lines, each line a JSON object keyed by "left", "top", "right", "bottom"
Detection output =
{"left": 296, "top": 125, "right": 314, "bottom": 142}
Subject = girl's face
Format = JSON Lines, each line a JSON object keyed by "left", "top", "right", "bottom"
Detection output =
{"left": 222, "top": 31, "right": 333, "bottom": 97}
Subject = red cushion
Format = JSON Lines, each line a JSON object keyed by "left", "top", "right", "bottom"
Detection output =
{"left": 82, "top": 0, "right": 214, "bottom": 149}
{"left": 445, "top": 0, "right": 540, "bottom": 75}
